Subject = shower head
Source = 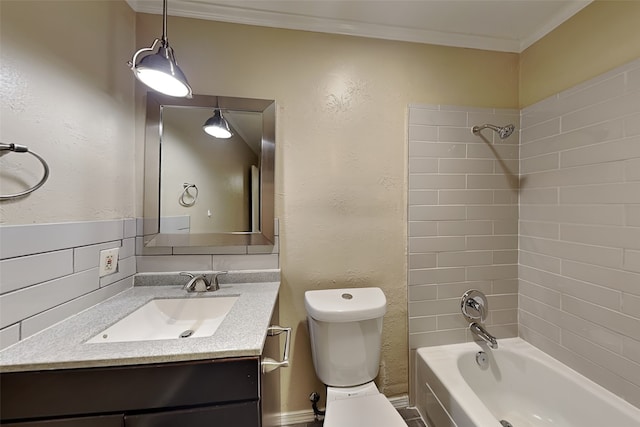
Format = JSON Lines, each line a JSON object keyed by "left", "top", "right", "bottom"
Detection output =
{"left": 472, "top": 123, "right": 515, "bottom": 140}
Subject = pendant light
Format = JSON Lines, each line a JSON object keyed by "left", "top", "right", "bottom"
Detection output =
{"left": 203, "top": 99, "right": 233, "bottom": 139}
{"left": 128, "top": 0, "right": 192, "bottom": 98}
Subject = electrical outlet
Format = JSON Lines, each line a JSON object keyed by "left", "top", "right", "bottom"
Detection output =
{"left": 99, "top": 247, "right": 119, "bottom": 277}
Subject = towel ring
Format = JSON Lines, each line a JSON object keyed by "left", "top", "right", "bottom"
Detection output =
{"left": 179, "top": 183, "right": 198, "bottom": 207}
{"left": 0, "top": 143, "right": 50, "bottom": 201}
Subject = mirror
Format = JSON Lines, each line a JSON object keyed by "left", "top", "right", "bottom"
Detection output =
{"left": 143, "top": 93, "right": 275, "bottom": 247}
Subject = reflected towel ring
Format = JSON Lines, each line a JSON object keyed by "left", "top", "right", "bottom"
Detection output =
{"left": 0, "top": 143, "right": 50, "bottom": 201}
{"left": 179, "top": 183, "right": 198, "bottom": 207}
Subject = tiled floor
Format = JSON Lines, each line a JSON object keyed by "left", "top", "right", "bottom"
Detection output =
{"left": 284, "top": 407, "right": 427, "bottom": 427}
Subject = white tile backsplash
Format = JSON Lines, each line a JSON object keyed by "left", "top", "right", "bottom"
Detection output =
{"left": 624, "top": 250, "right": 640, "bottom": 273}
{"left": 0, "top": 324, "right": 20, "bottom": 350}
{"left": 0, "top": 220, "right": 124, "bottom": 259}
{"left": 120, "top": 238, "right": 136, "bottom": 259}
{"left": 408, "top": 125, "right": 438, "bottom": 141}
{"left": 1, "top": 216, "right": 281, "bottom": 350}
{"left": 559, "top": 260, "right": 640, "bottom": 296}
{"left": 135, "top": 255, "right": 213, "bottom": 272}
{"left": 624, "top": 337, "right": 640, "bottom": 364}
{"left": 20, "top": 277, "right": 132, "bottom": 339}
{"left": 409, "top": 142, "right": 467, "bottom": 158}
{"left": 408, "top": 104, "right": 519, "bottom": 349}
{"left": 124, "top": 218, "right": 137, "bottom": 238}
{"left": 0, "top": 268, "right": 99, "bottom": 329}
{"left": 408, "top": 58, "right": 640, "bottom": 409}
{"left": 560, "top": 135, "right": 640, "bottom": 168}
{"left": 0, "top": 219, "right": 135, "bottom": 350}
{"left": 409, "top": 109, "right": 467, "bottom": 126}
{"left": 557, "top": 74, "right": 626, "bottom": 115}
{"left": 521, "top": 67, "right": 640, "bottom": 401}
{"left": 561, "top": 91, "right": 640, "bottom": 132}
{"left": 0, "top": 250, "right": 73, "bottom": 294}
{"left": 559, "top": 223, "right": 640, "bottom": 249}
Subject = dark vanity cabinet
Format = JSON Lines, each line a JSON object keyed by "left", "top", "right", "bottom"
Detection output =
{"left": 0, "top": 356, "right": 271, "bottom": 427}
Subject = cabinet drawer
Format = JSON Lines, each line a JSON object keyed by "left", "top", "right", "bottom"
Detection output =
{"left": 1, "top": 358, "right": 259, "bottom": 421}
{"left": 2, "top": 414, "right": 124, "bottom": 427}
{"left": 125, "top": 401, "right": 259, "bottom": 427}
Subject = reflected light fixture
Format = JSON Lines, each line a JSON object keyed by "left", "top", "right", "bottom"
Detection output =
{"left": 127, "top": 0, "right": 192, "bottom": 98}
{"left": 203, "top": 101, "right": 233, "bottom": 139}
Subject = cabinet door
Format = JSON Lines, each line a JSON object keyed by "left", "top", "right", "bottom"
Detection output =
{"left": 2, "top": 414, "right": 123, "bottom": 427}
{"left": 1, "top": 358, "right": 259, "bottom": 421}
{"left": 124, "top": 401, "right": 259, "bottom": 427}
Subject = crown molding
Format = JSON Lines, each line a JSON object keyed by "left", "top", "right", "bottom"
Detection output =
{"left": 519, "top": 0, "right": 591, "bottom": 52}
{"left": 127, "top": 0, "right": 592, "bottom": 54}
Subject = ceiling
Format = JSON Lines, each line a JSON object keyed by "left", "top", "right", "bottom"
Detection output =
{"left": 127, "top": 0, "right": 592, "bottom": 53}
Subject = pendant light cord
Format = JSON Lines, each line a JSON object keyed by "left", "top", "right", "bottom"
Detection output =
{"left": 162, "top": 0, "right": 168, "bottom": 44}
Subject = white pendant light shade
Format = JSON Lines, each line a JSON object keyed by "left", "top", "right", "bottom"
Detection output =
{"left": 132, "top": 43, "right": 192, "bottom": 98}
{"left": 203, "top": 110, "right": 233, "bottom": 139}
{"left": 128, "top": 0, "right": 192, "bottom": 98}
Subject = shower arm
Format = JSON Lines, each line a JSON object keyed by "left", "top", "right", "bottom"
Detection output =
{"left": 472, "top": 124, "right": 500, "bottom": 134}
{"left": 472, "top": 123, "right": 515, "bottom": 140}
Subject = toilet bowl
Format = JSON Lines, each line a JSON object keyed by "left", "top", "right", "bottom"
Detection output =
{"left": 324, "top": 382, "right": 405, "bottom": 427}
{"left": 304, "top": 288, "right": 406, "bottom": 427}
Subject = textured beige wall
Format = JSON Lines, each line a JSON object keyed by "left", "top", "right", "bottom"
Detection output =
{"left": 519, "top": 0, "right": 640, "bottom": 108}
{"left": 135, "top": 14, "right": 518, "bottom": 412}
{"left": 0, "top": 1, "right": 136, "bottom": 224}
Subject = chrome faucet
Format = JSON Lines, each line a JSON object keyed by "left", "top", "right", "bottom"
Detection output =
{"left": 180, "top": 272, "right": 211, "bottom": 292}
{"left": 469, "top": 322, "right": 498, "bottom": 349}
{"left": 179, "top": 271, "right": 227, "bottom": 292}
{"left": 461, "top": 289, "right": 499, "bottom": 349}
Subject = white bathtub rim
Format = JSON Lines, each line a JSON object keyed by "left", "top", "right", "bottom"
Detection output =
{"left": 418, "top": 340, "right": 500, "bottom": 427}
{"left": 417, "top": 337, "right": 640, "bottom": 426}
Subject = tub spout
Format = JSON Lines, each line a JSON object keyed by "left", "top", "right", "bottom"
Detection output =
{"left": 469, "top": 322, "right": 498, "bottom": 349}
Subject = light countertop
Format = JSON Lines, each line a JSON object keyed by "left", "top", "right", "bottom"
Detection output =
{"left": 0, "top": 271, "right": 280, "bottom": 372}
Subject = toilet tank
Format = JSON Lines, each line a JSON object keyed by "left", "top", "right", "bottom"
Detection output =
{"left": 305, "top": 288, "right": 386, "bottom": 387}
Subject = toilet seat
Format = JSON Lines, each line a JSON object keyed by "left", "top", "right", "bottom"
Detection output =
{"left": 324, "top": 383, "right": 406, "bottom": 427}
{"left": 326, "top": 381, "right": 380, "bottom": 401}
{"left": 324, "top": 393, "right": 406, "bottom": 427}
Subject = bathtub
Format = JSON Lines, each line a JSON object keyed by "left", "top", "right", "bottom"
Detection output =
{"left": 415, "top": 338, "right": 640, "bottom": 427}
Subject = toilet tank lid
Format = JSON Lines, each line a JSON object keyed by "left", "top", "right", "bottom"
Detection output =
{"left": 304, "top": 287, "right": 387, "bottom": 322}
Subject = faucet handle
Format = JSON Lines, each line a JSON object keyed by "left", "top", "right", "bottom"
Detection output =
{"left": 180, "top": 272, "right": 211, "bottom": 292}
{"left": 211, "top": 271, "right": 228, "bottom": 289}
{"left": 180, "top": 272, "right": 195, "bottom": 290}
{"left": 461, "top": 289, "right": 488, "bottom": 323}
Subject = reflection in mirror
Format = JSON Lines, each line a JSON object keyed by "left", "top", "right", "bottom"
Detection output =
{"left": 160, "top": 107, "right": 261, "bottom": 234}
{"left": 143, "top": 93, "right": 275, "bottom": 248}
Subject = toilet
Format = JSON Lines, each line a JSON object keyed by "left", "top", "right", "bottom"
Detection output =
{"left": 304, "top": 287, "right": 406, "bottom": 427}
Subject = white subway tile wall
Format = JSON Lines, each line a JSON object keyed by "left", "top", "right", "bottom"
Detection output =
{"left": 134, "top": 218, "right": 280, "bottom": 272}
{"left": 0, "top": 220, "right": 137, "bottom": 350}
{"left": 519, "top": 57, "right": 640, "bottom": 408}
{"left": 0, "top": 218, "right": 280, "bottom": 351}
{"left": 408, "top": 104, "right": 520, "bottom": 349}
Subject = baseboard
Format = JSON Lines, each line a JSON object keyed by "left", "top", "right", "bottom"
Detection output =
{"left": 278, "top": 394, "right": 410, "bottom": 426}
{"left": 278, "top": 408, "right": 317, "bottom": 426}
{"left": 389, "top": 394, "right": 411, "bottom": 409}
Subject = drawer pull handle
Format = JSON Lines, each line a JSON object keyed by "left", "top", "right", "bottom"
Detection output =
{"left": 261, "top": 325, "right": 291, "bottom": 374}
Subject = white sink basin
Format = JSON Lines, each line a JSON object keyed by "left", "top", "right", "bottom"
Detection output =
{"left": 86, "top": 297, "right": 238, "bottom": 343}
